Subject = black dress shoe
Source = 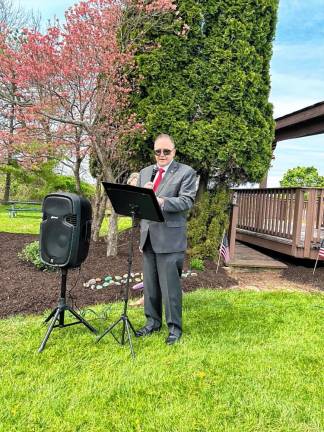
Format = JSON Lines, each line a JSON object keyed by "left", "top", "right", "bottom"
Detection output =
{"left": 135, "top": 325, "right": 161, "bottom": 337}
{"left": 165, "top": 333, "right": 181, "bottom": 345}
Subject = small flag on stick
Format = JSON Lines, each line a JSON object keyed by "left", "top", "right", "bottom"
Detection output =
{"left": 313, "top": 239, "right": 324, "bottom": 275}
{"left": 216, "top": 230, "right": 230, "bottom": 273}
{"left": 220, "top": 233, "right": 230, "bottom": 264}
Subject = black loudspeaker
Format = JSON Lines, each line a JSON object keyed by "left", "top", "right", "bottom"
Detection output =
{"left": 40, "top": 192, "right": 92, "bottom": 268}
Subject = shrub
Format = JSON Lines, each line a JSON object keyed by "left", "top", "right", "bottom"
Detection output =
{"left": 189, "top": 258, "right": 205, "bottom": 271}
{"left": 18, "top": 241, "right": 55, "bottom": 271}
{"left": 188, "top": 188, "right": 230, "bottom": 260}
{"left": 1, "top": 161, "right": 95, "bottom": 202}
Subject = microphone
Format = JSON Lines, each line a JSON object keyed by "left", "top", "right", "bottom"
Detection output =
{"left": 150, "top": 166, "right": 158, "bottom": 183}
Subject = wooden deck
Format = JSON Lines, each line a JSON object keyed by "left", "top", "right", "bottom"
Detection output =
{"left": 229, "top": 242, "right": 287, "bottom": 270}
{"left": 229, "top": 188, "right": 324, "bottom": 260}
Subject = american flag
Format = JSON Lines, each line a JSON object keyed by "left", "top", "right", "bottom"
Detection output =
{"left": 319, "top": 239, "right": 324, "bottom": 260}
{"left": 220, "top": 233, "right": 230, "bottom": 264}
{"left": 313, "top": 239, "right": 324, "bottom": 274}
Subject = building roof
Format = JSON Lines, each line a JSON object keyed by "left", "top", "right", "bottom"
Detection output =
{"left": 274, "top": 101, "right": 324, "bottom": 143}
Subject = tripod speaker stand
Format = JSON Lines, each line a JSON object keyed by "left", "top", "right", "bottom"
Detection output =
{"left": 38, "top": 268, "right": 98, "bottom": 352}
{"left": 97, "top": 182, "right": 164, "bottom": 358}
{"left": 38, "top": 192, "right": 97, "bottom": 352}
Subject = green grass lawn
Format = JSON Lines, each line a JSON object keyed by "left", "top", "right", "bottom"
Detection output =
{"left": 0, "top": 204, "right": 131, "bottom": 235}
{"left": 0, "top": 290, "right": 323, "bottom": 431}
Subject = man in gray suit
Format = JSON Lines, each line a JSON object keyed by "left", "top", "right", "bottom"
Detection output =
{"left": 136, "top": 134, "right": 197, "bottom": 344}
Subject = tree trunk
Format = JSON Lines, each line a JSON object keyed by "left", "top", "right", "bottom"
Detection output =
{"left": 73, "top": 157, "right": 82, "bottom": 195}
{"left": 3, "top": 170, "right": 11, "bottom": 202}
{"left": 92, "top": 142, "right": 119, "bottom": 256}
{"left": 91, "top": 176, "right": 107, "bottom": 241}
{"left": 106, "top": 206, "right": 118, "bottom": 257}
{"left": 196, "top": 170, "right": 209, "bottom": 202}
{"left": 101, "top": 164, "right": 119, "bottom": 257}
{"left": 4, "top": 100, "right": 15, "bottom": 202}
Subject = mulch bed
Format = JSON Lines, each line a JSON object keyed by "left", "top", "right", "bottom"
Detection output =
{"left": 0, "top": 230, "right": 237, "bottom": 319}
{"left": 0, "top": 231, "right": 323, "bottom": 319}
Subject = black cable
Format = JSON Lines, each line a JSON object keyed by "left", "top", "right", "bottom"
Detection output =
{"left": 67, "top": 266, "right": 82, "bottom": 311}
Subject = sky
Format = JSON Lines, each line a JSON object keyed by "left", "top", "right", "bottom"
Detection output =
{"left": 19, "top": 0, "right": 324, "bottom": 186}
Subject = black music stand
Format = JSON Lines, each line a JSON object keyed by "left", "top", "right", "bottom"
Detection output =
{"left": 97, "top": 182, "right": 164, "bottom": 358}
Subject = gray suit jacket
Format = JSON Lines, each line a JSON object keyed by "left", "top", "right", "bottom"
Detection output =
{"left": 138, "top": 160, "right": 197, "bottom": 253}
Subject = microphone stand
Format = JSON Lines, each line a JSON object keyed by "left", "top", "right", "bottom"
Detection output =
{"left": 96, "top": 209, "right": 138, "bottom": 358}
{"left": 98, "top": 181, "right": 164, "bottom": 359}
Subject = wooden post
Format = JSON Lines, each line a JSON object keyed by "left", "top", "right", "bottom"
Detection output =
{"left": 291, "top": 189, "right": 304, "bottom": 256}
{"left": 303, "top": 189, "right": 316, "bottom": 258}
{"left": 228, "top": 192, "right": 238, "bottom": 260}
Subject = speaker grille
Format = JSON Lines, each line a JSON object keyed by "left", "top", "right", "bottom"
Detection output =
{"left": 66, "top": 214, "right": 77, "bottom": 226}
{"left": 40, "top": 219, "right": 73, "bottom": 265}
{"left": 40, "top": 192, "right": 92, "bottom": 268}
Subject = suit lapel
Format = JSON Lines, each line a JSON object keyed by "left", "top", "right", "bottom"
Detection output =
{"left": 157, "top": 160, "right": 179, "bottom": 195}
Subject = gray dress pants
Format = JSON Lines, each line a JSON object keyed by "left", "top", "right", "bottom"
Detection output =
{"left": 143, "top": 234, "right": 184, "bottom": 334}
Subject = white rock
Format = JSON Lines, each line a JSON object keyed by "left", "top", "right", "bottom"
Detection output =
{"left": 115, "top": 276, "right": 122, "bottom": 281}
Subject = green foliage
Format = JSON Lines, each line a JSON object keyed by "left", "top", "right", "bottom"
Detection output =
{"left": 0, "top": 204, "right": 131, "bottom": 237}
{"left": 130, "top": 0, "right": 278, "bottom": 185}
{"left": 280, "top": 166, "right": 324, "bottom": 188}
{"left": 189, "top": 257, "right": 204, "bottom": 271}
{"left": 0, "top": 290, "right": 323, "bottom": 431}
{"left": 18, "top": 241, "right": 54, "bottom": 271}
{"left": 188, "top": 189, "right": 230, "bottom": 260}
{"left": 0, "top": 161, "right": 95, "bottom": 201}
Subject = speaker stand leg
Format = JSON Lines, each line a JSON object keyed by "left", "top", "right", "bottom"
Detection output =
{"left": 39, "top": 308, "right": 61, "bottom": 352}
{"left": 44, "top": 307, "right": 57, "bottom": 323}
{"left": 66, "top": 306, "right": 98, "bottom": 333}
{"left": 38, "top": 268, "right": 98, "bottom": 353}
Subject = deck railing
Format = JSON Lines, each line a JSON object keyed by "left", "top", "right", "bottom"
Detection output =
{"left": 231, "top": 188, "right": 324, "bottom": 259}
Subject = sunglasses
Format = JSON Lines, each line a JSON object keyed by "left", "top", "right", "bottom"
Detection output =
{"left": 154, "top": 148, "right": 174, "bottom": 156}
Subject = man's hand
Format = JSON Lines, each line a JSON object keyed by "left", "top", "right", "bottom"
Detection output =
{"left": 144, "top": 181, "right": 154, "bottom": 189}
{"left": 157, "top": 197, "right": 165, "bottom": 207}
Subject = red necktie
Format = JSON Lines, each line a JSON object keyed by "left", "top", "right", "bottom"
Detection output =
{"left": 153, "top": 167, "right": 165, "bottom": 192}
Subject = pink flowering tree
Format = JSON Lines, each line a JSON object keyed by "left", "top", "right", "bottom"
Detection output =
{"left": 11, "top": 0, "right": 176, "bottom": 254}
{"left": 0, "top": 1, "right": 42, "bottom": 201}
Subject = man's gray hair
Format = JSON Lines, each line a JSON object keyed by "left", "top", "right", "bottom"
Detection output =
{"left": 154, "top": 134, "right": 175, "bottom": 148}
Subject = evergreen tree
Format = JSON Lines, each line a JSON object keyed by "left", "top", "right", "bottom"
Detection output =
{"left": 130, "top": 0, "right": 278, "bottom": 258}
{"left": 132, "top": 0, "right": 278, "bottom": 190}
